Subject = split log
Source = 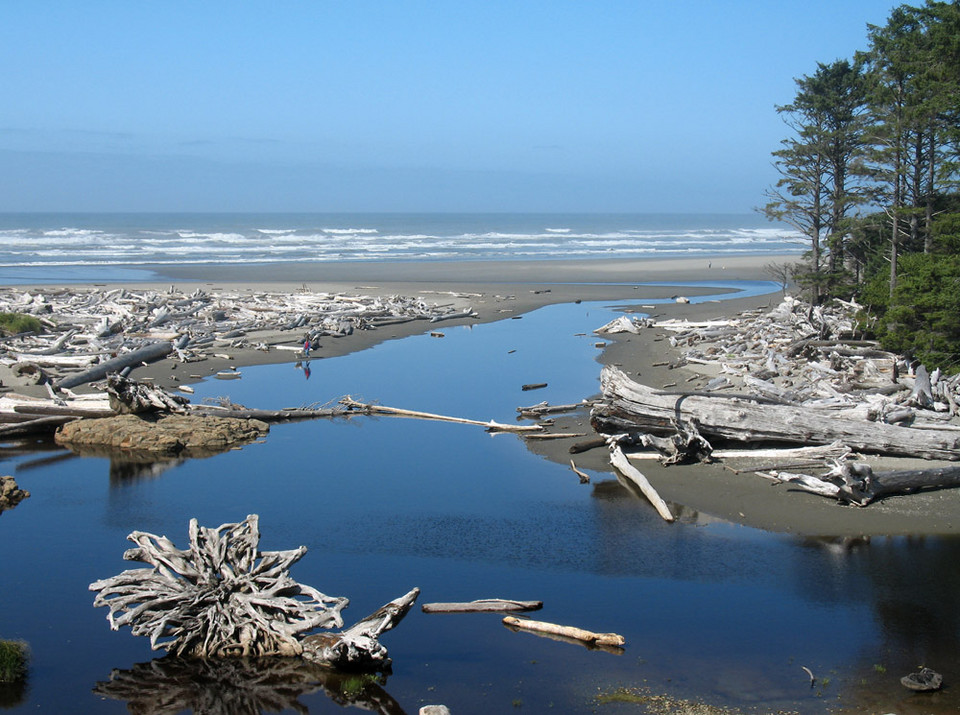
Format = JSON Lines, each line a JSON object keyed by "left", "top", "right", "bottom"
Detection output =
{"left": 609, "top": 444, "right": 675, "bottom": 522}
{"left": 595, "top": 366, "right": 960, "bottom": 461}
{"left": 502, "top": 616, "right": 625, "bottom": 648}
{"left": 56, "top": 342, "right": 173, "bottom": 390}
{"left": 421, "top": 599, "right": 542, "bottom": 614}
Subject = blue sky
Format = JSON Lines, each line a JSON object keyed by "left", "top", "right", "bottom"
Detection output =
{"left": 1, "top": 1, "right": 901, "bottom": 213}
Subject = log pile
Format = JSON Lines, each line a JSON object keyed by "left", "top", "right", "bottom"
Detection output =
{"left": 0, "top": 285, "right": 477, "bottom": 391}
{"left": 89, "top": 514, "right": 418, "bottom": 671}
{"left": 590, "top": 295, "right": 960, "bottom": 508}
{"left": 646, "top": 295, "right": 960, "bottom": 418}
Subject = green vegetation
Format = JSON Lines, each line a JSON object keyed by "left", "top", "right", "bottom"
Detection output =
{"left": 764, "top": 1, "right": 960, "bottom": 371}
{"left": 0, "top": 640, "right": 28, "bottom": 683}
{"left": 0, "top": 312, "right": 43, "bottom": 336}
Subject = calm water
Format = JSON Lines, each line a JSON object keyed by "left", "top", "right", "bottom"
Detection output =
{"left": 1, "top": 283, "right": 958, "bottom": 714}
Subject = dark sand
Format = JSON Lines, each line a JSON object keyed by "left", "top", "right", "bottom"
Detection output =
{"left": 22, "top": 254, "right": 960, "bottom": 537}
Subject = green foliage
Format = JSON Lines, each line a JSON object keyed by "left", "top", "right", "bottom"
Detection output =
{"left": 862, "top": 252, "right": 960, "bottom": 371}
{"left": 0, "top": 640, "right": 29, "bottom": 683}
{"left": 0, "top": 312, "right": 43, "bottom": 336}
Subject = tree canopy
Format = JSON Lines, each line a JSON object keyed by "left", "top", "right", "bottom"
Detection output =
{"left": 764, "top": 0, "right": 960, "bottom": 371}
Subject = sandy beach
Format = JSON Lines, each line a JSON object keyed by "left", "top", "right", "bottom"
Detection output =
{"left": 9, "top": 253, "right": 960, "bottom": 538}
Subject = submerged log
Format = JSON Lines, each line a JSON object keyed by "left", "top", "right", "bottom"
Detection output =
{"left": 594, "top": 366, "right": 960, "bottom": 461}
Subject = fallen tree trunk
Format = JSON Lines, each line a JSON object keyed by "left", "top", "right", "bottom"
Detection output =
{"left": 56, "top": 342, "right": 173, "bottom": 390}
{"left": 340, "top": 397, "right": 542, "bottom": 434}
{"left": 594, "top": 366, "right": 960, "bottom": 461}
{"left": 0, "top": 414, "right": 76, "bottom": 437}
{"left": 421, "top": 599, "right": 542, "bottom": 614}
{"left": 776, "top": 463, "right": 960, "bottom": 506}
{"left": 502, "top": 616, "right": 625, "bottom": 648}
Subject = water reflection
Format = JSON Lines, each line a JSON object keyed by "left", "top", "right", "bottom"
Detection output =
{"left": 94, "top": 656, "right": 406, "bottom": 715}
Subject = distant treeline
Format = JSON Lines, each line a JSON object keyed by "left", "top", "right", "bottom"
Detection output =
{"left": 764, "top": 0, "right": 960, "bottom": 371}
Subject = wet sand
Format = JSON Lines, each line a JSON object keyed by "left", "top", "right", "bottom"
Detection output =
{"left": 15, "top": 253, "right": 960, "bottom": 537}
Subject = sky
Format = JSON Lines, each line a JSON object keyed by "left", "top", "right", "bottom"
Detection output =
{"left": 0, "top": 1, "right": 903, "bottom": 214}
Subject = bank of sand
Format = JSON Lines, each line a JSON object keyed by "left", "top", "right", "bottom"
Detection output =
{"left": 21, "top": 254, "right": 960, "bottom": 537}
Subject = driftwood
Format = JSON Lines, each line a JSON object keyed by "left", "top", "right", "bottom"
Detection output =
{"left": 502, "top": 616, "right": 625, "bottom": 648}
{"left": 609, "top": 444, "right": 675, "bottom": 522}
{"left": 1, "top": 285, "right": 477, "bottom": 390}
{"left": 89, "top": 515, "right": 418, "bottom": 670}
{"left": 594, "top": 366, "right": 960, "bottom": 461}
{"left": 773, "top": 462, "right": 960, "bottom": 506}
{"left": 301, "top": 588, "right": 420, "bottom": 671}
{"left": 93, "top": 655, "right": 408, "bottom": 715}
{"left": 56, "top": 341, "right": 174, "bottom": 390}
{"left": 340, "top": 397, "right": 543, "bottom": 434}
{"left": 421, "top": 599, "right": 542, "bottom": 614}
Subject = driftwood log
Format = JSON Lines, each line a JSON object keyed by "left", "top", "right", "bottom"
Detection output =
{"left": 421, "top": 599, "right": 543, "bottom": 614}
{"left": 773, "top": 462, "right": 960, "bottom": 506}
{"left": 90, "top": 515, "right": 417, "bottom": 670}
{"left": 502, "top": 616, "right": 625, "bottom": 649}
{"left": 56, "top": 341, "right": 174, "bottom": 390}
{"left": 594, "top": 366, "right": 960, "bottom": 461}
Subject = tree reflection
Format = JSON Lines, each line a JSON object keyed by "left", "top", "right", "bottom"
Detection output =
{"left": 94, "top": 655, "right": 407, "bottom": 714}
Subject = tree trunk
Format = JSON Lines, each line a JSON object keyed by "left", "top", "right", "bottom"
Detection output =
{"left": 593, "top": 366, "right": 960, "bottom": 461}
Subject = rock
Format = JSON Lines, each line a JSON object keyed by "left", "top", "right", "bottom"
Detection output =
{"left": 55, "top": 414, "right": 269, "bottom": 458}
{"left": 901, "top": 666, "right": 943, "bottom": 691}
{"left": 0, "top": 476, "right": 30, "bottom": 512}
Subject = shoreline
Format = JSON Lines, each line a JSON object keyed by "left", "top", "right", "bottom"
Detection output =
{"left": 10, "top": 253, "right": 960, "bottom": 537}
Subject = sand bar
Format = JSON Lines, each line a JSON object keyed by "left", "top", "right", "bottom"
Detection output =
{"left": 7, "top": 253, "right": 960, "bottom": 536}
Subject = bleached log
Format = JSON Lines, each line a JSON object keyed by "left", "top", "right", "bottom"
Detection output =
{"left": 502, "top": 616, "right": 625, "bottom": 647}
{"left": 595, "top": 366, "right": 960, "bottom": 461}
{"left": 301, "top": 587, "right": 420, "bottom": 670}
{"left": 421, "top": 599, "right": 543, "bottom": 613}
{"left": 56, "top": 342, "right": 173, "bottom": 390}
{"left": 609, "top": 444, "right": 675, "bottom": 522}
{"left": 340, "top": 397, "right": 542, "bottom": 433}
{"left": 776, "top": 463, "right": 960, "bottom": 506}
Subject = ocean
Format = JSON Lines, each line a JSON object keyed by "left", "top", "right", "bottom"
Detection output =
{"left": 0, "top": 212, "right": 802, "bottom": 282}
